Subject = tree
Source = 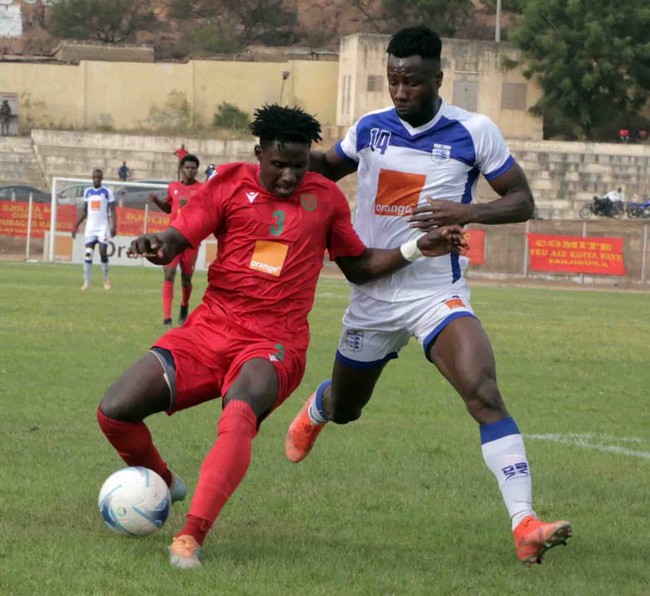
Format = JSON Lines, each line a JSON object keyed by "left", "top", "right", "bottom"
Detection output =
{"left": 511, "top": 0, "right": 650, "bottom": 139}
{"left": 49, "top": 0, "right": 157, "bottom": 44}
{"left": 352, "top": 0, "right": 474, "bottom": 37}
{"left": 169, "top": 0, "right": 298, "bottom": 48}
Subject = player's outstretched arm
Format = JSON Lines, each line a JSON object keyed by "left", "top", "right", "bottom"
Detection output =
{"left": 309, "top": 146, "right": 358, "bottom": 181}
{"left": 408, "top": 163, "right": 535, "bottom": 228}
{"left": 149, "top": 193, "right": 172, "bottom": 214}
{"left": 127, "top": 227, "right": 190, "bottom": 265}
{"left": 336, "top": 225, "right": 467, "bottom": 285}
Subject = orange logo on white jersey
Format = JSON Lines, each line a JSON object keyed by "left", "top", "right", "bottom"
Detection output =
{"left": 444, "top": 296, "right": 466, "bottom": 310}
{"left": 90, "top": 200, "right": 101, "bottom": 211}
{"left": 249, "top": 240, "right": 288, "bottom": 277}
{"left": 374, "top": 168, "right": 426, "bottom": 217}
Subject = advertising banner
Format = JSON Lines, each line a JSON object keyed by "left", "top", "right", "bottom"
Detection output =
{"left": 116, "top": 207, "right": 169, "bottom": 236}
{"left": 527, "top": 233, "right": 626, "bottom": 276}
{"left": 0, "top": 201, "right": 76, "bottom": 237}
{"left": 464, "top": 228, "right": 485, "bottom": 266}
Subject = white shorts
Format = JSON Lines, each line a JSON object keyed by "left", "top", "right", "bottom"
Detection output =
{"left": 337, "top": 279, "right": 476, "bottom": 368}
{"left": 85, "top": 228, "right": 111, "bottom": 245}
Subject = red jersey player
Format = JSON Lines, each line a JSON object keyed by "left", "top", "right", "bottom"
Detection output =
{"left": 97, "top": 104, "right": 467, "bottom": 569}
{"left": 150, "top": 154, "right": 203, "bottom": 325}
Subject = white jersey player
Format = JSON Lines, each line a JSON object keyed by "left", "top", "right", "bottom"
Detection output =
{"left": 286, "top": 25, "right": 572, "bottom": 567}
{"left": 71, "top": 168, "right": 116, "bottom": 290}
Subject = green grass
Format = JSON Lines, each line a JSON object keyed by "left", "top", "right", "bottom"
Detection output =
{"left": 1, "top": 262, "right": 648, "bottom": 595}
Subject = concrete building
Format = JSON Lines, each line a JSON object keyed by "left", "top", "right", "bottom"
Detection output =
{"left": 336, "top": 34, "right": 542, "bottom": 140}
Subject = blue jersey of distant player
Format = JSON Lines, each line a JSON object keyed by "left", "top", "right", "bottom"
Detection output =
{"left": 336, "top": 99, "right": 515, "bottom": 301}
{"left": 83, "top": 185, "right": 115, "bottom": 242}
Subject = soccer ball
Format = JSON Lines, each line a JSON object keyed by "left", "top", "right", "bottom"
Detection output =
{"left": 98, "top": 466, "right": 171, "bottom": 537}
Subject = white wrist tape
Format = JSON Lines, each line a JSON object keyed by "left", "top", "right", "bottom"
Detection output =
{"left": 399, "top": 239, "right": 423, "bottom": 262}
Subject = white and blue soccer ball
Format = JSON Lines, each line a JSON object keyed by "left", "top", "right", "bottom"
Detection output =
{"left": 98, "top": 466, "right": 171, "bottom": 537}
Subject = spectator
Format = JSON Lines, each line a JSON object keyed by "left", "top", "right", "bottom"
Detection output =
{"left": 118, "top": 161, "right": 131, "bottom": 182}
{"left": 637, "top": 129, "right": 648, "bottom": 143}
{"left": 0, "top": 100, "right": 11, "bottom": 136}
{"left": 174, "top": 144, "right": 189, "bottom": 161}
{"left": 619, "top": 128, "right": 630, "bottom": 143}
{"left": 204, "top": 163, "right": 215, "bottom": 181}
{"left": 605, "top": 186, "right": 626, "bottom": 204}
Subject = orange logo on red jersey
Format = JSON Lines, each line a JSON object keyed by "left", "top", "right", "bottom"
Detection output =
{"left": 374, "top": 168, "right": 426, "bottom": 217}
{"left": 249, "top": 240, "right": 288, "bottom": 277}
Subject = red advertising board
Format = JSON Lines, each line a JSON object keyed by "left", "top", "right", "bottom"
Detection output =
{"left": 0, "top": 201, "right": 76, "bottom": 238}
{"left": 464, "top": 228, "right": 485, "bottom": 266}
{"left": 527, "top": 233, "right": 626, "bottom": 275}
{"left": 116, "top": 207, "right": 169, "bottom": 236}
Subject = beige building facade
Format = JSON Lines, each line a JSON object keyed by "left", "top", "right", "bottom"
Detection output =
{"left": 337, "top": 34, "right": 543, "bottom": 140}
{"left": 0, "top": 35, "right": 542, "bottom": 139}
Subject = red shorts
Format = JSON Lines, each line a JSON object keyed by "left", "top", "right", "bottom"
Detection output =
{"left": 153, "top": 302, "right": 306, "bottom": 416}
{"left": 165, "top": 246, "right": 198, "bottom": 275}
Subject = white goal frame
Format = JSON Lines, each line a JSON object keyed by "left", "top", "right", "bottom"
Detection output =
{"left": 47, "top": 176, "right": 169, "bottom": 262}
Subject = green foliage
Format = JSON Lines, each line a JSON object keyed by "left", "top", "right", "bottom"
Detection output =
{"left": 352, "top": 0, "right": 474, "bottom": 36}
{"left": 170, "top": 0, "right": 299, "bottom": 47}
{"left": 147, "top": 91, "right": 191, "bottom": 132}
{"left": 479, "top": 0, "right": 524, "bottom": 14}
{"left": 212, "top": 101, "right": 250, "bottom": 130}
{"left": 512, "top": 0, "right": 650, "bottom": 139}
{"left": 49, "top": 0, "right": 158, "bottom": 44}
{"left": 190, "top": 21, "right": 243, "bottom": 54}
{"left": 1, "top": 262, "right": 649, "bottom": 593}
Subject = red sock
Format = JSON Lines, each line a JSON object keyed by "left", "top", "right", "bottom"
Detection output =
{"left": 162, "top": 281, "right": 174, "bottom": 319}
{"left": 97, "top": 409, "right": 172, "bottom": 487}
{"left": 181, "top": 283, "right": 192, "bottom": 307}
{"left": 178, "top": 400, "right": 257, "bottom": 544}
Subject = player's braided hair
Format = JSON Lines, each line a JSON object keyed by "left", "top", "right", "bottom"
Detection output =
{"left": 249, "top": 104, "right": 322, "bottom": 148}
{"left": 387, "top": 26, "right": 442, "bottom": 62}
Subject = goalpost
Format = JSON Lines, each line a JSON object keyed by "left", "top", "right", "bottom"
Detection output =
{"left": 46, "top": 177, "right": 169, "bottom": 263}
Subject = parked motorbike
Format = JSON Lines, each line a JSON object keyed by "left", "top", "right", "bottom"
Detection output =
{"left": 579, "top": 195, "right": 623, "bottom": 219}
{"left": 626, "top": 200, "right": 650, "bottom": 218}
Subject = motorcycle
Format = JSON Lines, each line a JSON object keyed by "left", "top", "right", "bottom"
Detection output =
{"left": 626, "top": 200, "right": 650, "bottom": 219}
{"left": 579, "top": 195, "right": 623, "bottom": 219}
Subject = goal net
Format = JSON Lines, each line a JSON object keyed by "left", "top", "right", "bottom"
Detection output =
{"left": 45, "top": 176, "right": 170, "bottom": 264}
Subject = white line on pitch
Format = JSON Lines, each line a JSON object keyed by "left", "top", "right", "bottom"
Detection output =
{"left": 528, "top": 433, "right": 650, "bottom": 459}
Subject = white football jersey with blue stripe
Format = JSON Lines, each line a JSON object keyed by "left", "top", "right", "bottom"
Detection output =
{"left": 337, "top": 100, "right": 515, "bottom": 301}
{"left": 83, "top": 186, "right": 115, "bottom": 237}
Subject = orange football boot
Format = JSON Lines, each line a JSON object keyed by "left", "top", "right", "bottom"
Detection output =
{"left": 285, "top": 393, "right": 326, "bottom": 463}
{"left": 514, "top": 515, "right": 572, "bottom": 566}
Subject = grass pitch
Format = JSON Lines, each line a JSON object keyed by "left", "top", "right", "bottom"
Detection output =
{"left": 0, "top": 261, "right": 648, "bottom": 595}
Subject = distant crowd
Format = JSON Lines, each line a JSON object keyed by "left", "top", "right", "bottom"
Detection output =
{"left": 618, "top": 127, "right": 648, "bottom": 143}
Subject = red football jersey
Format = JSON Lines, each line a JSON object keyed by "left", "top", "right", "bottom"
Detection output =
{"left": 172, "top": 162, "right": 366, "bottom": 350}
{"left": 165, "top": 180, "right": 203, "bottom": 223}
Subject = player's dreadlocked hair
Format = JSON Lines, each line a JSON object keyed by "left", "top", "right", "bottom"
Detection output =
{"left": 387, "top": 26, "right": 442, "bottom": 64}
{"left": 249, "top": 104, "right": 322, "bottom": 148}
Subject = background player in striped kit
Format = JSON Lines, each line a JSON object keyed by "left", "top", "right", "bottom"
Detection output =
{"left": 71, "top": 168, "right": 116, "bottom": 290}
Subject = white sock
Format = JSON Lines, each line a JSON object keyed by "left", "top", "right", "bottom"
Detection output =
{"left": 307, "top": 380, "right": 331, "bottom": 425}
{"left": 480, "top": 417, "right": 535, "bottom": 530}
{"left": 83, "top": 260, "right": 91, "bottom": 284}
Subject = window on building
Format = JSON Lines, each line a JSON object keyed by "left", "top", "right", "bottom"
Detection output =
{"left": 366, "top": 75, "right": 382, "bottom": 93}
{"left": 501, "top": 83, "right": 527, "bottom": 110}
{"left": 452, "top": 79, "right": 479, "bottom": 112}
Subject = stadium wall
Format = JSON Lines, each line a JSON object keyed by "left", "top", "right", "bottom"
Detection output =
{"left": 0, "top": 58, "right": 339, "bottom": 131}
